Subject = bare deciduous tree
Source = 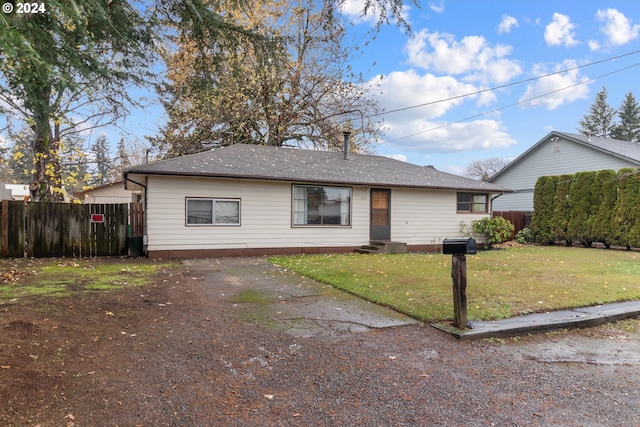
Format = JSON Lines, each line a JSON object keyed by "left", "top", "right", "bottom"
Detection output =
{"left": 464, "top": 157, "right": 510, "bottom": 181}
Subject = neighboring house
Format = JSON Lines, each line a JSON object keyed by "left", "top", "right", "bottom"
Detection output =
{"left": 490, "top": 131, "right": 640, "bottom": 212}
{"left": 74, "top": 181, "right": 140, "bottom": 204}
{"left": 124, "top": 144, "right": 510, "bottom": 258}
{"left": 1, "top": 183, "right": 30, "bottom": 201}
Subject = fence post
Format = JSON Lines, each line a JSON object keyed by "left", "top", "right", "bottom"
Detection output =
{"left": 1, "top": 199, "right": 7, "bottom": 257}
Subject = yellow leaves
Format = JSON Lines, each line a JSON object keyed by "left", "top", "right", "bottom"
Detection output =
{"left": 12, "top": 151, "right": 24, "bottom": 161}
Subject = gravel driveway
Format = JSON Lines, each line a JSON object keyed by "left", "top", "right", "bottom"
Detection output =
{"left": 2, "top": 256, "right": 639, "bottom": 426}
{"left": 174, "top": 257, "right": 640, "bottom": 426}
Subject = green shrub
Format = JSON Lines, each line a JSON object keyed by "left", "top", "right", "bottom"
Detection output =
{"left": 611, "top": 168, "right": 639, "bottom": 249}
{"left": 550, "top": 174, "right": 573, "bottom": 245}
{"left": 530, "top": 176, "right": 559, "bottom": 245}
{"left": 588, "top": 169, "right": 617, "bottom": 248}
{"left": 515, "top": 228, "right": 533, "bottom": 245}
{"left": 567, "top": 171, "right": 596, "bottom": 247}
{"left": 473, "top": 217, "right": 515, "bottom": 247}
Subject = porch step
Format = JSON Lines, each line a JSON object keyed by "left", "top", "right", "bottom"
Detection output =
{"left": 355, "top": 240, "right": 407, "bottom": 254}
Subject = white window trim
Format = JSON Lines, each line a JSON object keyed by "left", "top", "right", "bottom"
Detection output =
{"left": 185, "top": 197, "right": 241, "bottom": 226}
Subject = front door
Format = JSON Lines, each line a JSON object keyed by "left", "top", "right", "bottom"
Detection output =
{"left": 370, "top": 188, "right": 391, "bottom": 241}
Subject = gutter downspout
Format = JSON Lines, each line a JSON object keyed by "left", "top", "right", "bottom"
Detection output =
{"left": 490, "top": 192, "right": 504, "bottom": 217}
{"left": 124, "top": 171, "right": 148, "bottom": 256}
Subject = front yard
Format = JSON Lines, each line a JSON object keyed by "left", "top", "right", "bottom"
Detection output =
{"left": 271, "top": 246, "right": 640, "bottom": 322}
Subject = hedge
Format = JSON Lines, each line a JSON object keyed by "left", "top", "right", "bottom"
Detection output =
{"left": 531, "top": 168, "right": 639, "bottom": 248}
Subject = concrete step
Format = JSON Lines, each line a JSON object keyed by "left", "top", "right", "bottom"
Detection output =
{"left": 355, "top": 241, "right": 407, "bottom": 254}
{"left": 354, "top": 248, "right": 379, "bottom": 254}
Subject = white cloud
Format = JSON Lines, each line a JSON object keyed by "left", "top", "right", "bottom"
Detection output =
{"left": 545, "top": 13, "right": 579, "bottom": 47}
{"left": 429, "top": 2, "right": 444, "bottom": 13}
{"left": 588, "top": 40, "right": 600, "bottom": 51}
{"left": 404, "top": 30, "right": 522, "bottom": 84}
{"left": 340, "top": 0, "right": 411, "bottom": 27}
{"left": 384, "top": 153, "right": 407, "bottom": 162}
{"left": 373, "top": 70, "right": 491, "bottom": 120}
{"left": 381, "top": 119, "right": 517, "bottom": 153}
{"left": 498, "top": 15, "right": 518, "bottom": 34}
{"left": 518, "top": 60, "right": 590, "bottom": 110}
{"left": 596, "top": 8, "right": 640, "bottom": 46}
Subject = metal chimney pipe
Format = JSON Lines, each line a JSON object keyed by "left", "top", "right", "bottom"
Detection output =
{"left": 343, "top": 130, "right": 351, "bottom": 160}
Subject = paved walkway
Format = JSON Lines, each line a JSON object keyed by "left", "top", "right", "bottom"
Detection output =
{"left": 433, "top": 300, "right": 640, "bottom": 340}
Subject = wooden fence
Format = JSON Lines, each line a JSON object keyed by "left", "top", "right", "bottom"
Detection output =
{"left": 493, "top": 211, "right": 532, "bottom": 240}
{"left": 0, "top": 201, "right": 144, "bottom": 258}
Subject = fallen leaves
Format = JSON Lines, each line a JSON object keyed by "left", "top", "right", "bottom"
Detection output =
{"left": 0, "top": 268, "right": 35, "bottom": 282}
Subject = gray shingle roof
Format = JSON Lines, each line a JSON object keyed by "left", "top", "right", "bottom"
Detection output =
{"left": 556, "top": 131, "right": 640, "bottom": 163}
{"left": 126, "top": 144, "right": 510, "bottom": 192}
{"left": 489, "top": 131, "right": 640, "bottom": 182}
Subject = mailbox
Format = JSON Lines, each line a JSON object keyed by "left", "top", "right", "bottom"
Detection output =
{"left": 443, "top": 238, "right": 477, "bottom": 255}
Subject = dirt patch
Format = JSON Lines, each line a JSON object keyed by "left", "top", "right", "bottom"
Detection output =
{"left": 1, "top": 256, "right": 640, "bottom": 426}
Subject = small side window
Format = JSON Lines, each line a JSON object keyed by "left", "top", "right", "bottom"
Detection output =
{"left": 186, "top": 198, "right": 240, "bottom": 226}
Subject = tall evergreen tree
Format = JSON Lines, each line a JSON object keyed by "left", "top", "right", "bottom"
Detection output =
{"left": 6, "top": 127, "right": 36, "bottom": 184}
{"left": 0, "top": 1, "right": 155, "bottom": 201}
{"left": 60, "top": 134, "right": 90, "bottom": 196}
{"left": 578, "top": 87, "right": 617, "bottom": 139}
{"left": 611, "top": 92, "right": 640, "bottom": 142}
{"left": 90, "top": 136, "right": 113, "bottom": 185}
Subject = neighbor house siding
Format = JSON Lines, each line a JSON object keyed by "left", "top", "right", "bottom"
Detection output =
{"left": 144, "top": 175, "right": 371, "bottom": 252}
{"left": 491, "top": 137, "right": 637, "bottom": 211}
{"left": 80, "top": 184, "right": 135, "bottom": 204}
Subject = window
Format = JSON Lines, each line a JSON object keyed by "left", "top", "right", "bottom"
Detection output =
{"left": 457, "top": 193, "right": 488, "bottom": 213}
{"left": 186, "top": 198, "right": 240, "bottom": 225}
{"left": 293, "top": 185, "right": 351, "bottom": 226}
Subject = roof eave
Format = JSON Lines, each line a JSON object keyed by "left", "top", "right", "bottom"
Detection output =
{"left": 126, "top": 169, "right": 510, "bottom": 193}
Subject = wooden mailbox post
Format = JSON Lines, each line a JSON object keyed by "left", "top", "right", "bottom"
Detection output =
{"left": 443, "top": 238, "right": 476, "bottom": 329}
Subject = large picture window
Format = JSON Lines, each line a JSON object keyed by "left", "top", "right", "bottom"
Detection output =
{"left": 457, "top": 193, "right": 488, "bottom": 213}
{"left": 293, "top": 185, "right": 351, "bottom": 226}
{"left": 186, "top": 198, "right": 240, "bottom": 225}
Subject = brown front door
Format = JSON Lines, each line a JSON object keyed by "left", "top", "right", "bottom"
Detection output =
{"left": 370, "top": 188, "right": 391, "bottom": 241}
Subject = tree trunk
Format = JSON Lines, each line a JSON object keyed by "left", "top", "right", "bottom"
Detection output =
{"left": 29, "top": 85, "right": 63, "bottom": 202}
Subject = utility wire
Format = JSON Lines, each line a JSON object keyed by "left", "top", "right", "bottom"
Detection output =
{"left": 371, "top": 49, "right": 640, "bottom": 119}
{"left": 379, "top": 60, "right": 640, "bottom": 145}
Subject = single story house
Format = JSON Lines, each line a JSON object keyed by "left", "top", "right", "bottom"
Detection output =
{"left": 124, "top": 144, "right": 510, "bottom": 258}
{"left": 73, "top": 181, "right": 141, "bottom": 204}
{"left": 490, "top": 131, "right": 640, "bottom": 212}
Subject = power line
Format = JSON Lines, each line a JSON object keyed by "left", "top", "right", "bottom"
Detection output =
{"left": 372, "top": 49, "right": 640, "bottom": 119}
{"left": 379, "top": 60, "right": 640, "bottom": 145}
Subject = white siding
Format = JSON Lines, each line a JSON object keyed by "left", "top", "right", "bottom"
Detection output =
{"left": 390, "top": 188, "right": 487, "bottom": 245}
{"left": 81, "top": 185, "right": 136, "bottom": 204}
{"left": 144, "top": 176, "right": 490, "bottom": 251}
{"left": 146, "top": 176, "right": 370, "bottom": 251}
{"left": 492, "top": 137, "right": 637, "bottom": 211}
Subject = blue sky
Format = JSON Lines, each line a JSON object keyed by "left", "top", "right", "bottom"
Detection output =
{"left": 335, "top": 0, "right": 640, "bottom": 174}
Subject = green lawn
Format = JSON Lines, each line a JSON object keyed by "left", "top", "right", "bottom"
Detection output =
{"left": 270, "top": 246, "right": 640, "bottom": 322}
{"left": 0, "top": 259, "right": 176, "bottom": 300}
